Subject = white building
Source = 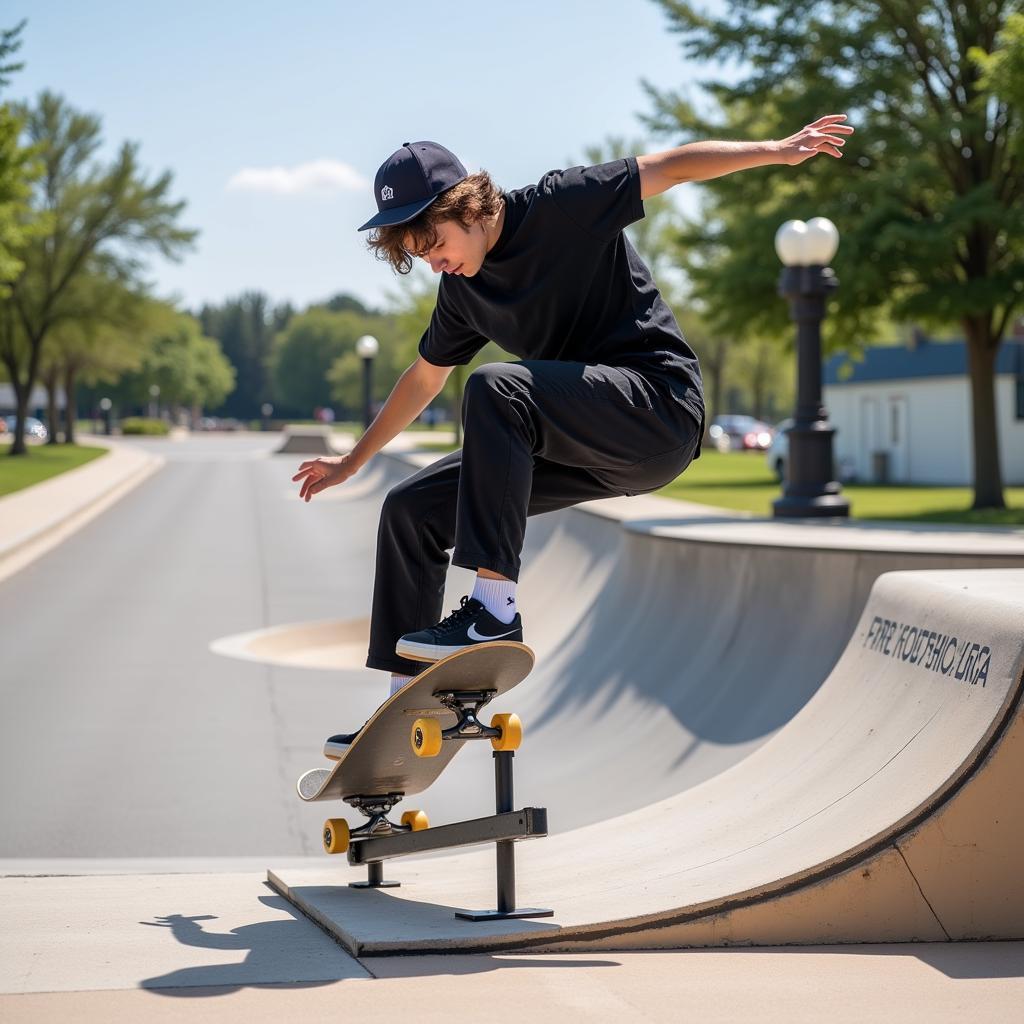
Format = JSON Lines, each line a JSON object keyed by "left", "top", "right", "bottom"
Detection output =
{"left": 823, "top": 338, "right": 1024, "bottom": 486}
{"left": 0, "top": 383, "right": 65, "bottom": 416}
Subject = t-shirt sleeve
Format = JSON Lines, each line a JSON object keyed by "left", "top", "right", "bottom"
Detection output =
{"left": 541, "top": 156, "right": 645, "bottom": 242}
{"left": 417, "top": 281, "right": 488, "bottom": 367}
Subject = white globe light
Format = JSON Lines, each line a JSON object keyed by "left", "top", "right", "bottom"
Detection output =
{"left": 804, "top": 217, "right": 839, "bottom": 265}
{"left": 775, "top": 218, "right": 840, "bottom": 266}
{"left": 774, "top": 220, "right": 807, "bottom": 265}
{"left": 356, "top": 334, "right": 379, "bottom": 358}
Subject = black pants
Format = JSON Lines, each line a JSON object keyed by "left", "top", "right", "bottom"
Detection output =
{"left": 366, "top": 359, "right": 703, "bottom": 675}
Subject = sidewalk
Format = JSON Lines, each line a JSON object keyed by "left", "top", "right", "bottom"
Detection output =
{"left": 0, "top": 434, "right": 164, "bottom": 583}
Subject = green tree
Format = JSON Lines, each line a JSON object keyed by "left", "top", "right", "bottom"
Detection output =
{"left": 646, "top": 0, "right": 1024, "bottom": 508}
{"left": 0, "top": 21, "right": 38, "bottom": 299}
{"left": 112, "top": 311, "right": 235, "bottom": 421}
{"left": 197, "top": 291, "right": 292, "bottom": 420}
{"left": 322, "top": 292, "right": 373, "bottom": 315}
{"left": 1, "top": 91, "right": 196, "bottom": 455}
{"left": 39, "top": 277, "right": 181, "bottom": 442}
{"left": 269, "top": 307, "right": 377, "bottom": 417}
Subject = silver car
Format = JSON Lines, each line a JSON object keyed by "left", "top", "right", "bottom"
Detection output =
{"left": 3, "top": 415, "right": 48, "bottom": 442}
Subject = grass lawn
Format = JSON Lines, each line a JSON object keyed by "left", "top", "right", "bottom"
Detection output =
{"left": 335, "top": 420, "right": 449, "bottom": 433}
{"left": 0, "top": 443, "right": 108, "bottom": 498}
{"left": 401, "top": 441, "right": 1024, "bottom": 526}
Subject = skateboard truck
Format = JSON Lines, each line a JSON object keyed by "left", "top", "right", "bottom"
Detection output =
{"left": 434, "top": 689, "right": 502, "bottom": 740}
{"left": 324, "top": 793, "right": 428, "bottom": 888}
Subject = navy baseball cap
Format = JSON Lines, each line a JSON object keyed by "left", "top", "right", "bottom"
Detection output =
{"left": 357, "top": 141, "right": 468, "bottom": 232}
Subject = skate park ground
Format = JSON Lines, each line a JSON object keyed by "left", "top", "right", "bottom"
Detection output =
{"left": 1, "top": 428, "right": 1023, "bottom": 1020}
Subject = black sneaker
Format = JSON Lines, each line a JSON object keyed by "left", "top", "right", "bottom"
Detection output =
{"left": 322, "top": 671, "right": 424, "bottom": 760}
{"left": 323, "top": 727, "right": 363, "bottom": 761}
{"left": 395, "top": 595, "right": 523, "bottom": 663}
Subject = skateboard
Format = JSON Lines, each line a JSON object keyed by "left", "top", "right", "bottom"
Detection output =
{"left": 296, "top": 640, "right": 535, "bottom": 857}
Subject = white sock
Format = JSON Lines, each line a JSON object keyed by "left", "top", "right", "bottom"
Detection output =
{"left": 471, "top": 575, "right": 518, "bottom": 624}
{"left": 390, "top": 673, "right": 413, "bottom": 696}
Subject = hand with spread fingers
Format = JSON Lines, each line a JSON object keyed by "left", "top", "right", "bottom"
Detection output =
{"left": 776, "top": 114, "right": 854, "bottom": 166}
{"left": 292, "top": 454, "right": 360, "bottom": 502}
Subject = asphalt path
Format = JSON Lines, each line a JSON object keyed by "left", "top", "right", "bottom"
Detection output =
{"left": 0, "top": 433, "right": 457, "bottom": 859}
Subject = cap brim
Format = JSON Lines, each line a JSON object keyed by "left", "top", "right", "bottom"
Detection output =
{"left": 357, "top": 195, "right": 438, "bottom": 232}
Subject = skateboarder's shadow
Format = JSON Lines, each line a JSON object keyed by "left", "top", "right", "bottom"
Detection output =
{"left": 138, "top": 894, "right": 612, "bottom": 995}
{"left": 137, "top": 895, "right": 344, "bottom": 996}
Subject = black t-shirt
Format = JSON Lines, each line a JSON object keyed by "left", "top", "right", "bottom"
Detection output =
{"left": 417, "top": 156, "right": 704, "bottom": 421}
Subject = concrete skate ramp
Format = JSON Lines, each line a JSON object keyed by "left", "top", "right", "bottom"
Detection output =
{"left": 267, "top": 450, "right": 1024, "bottom": 834}
{"left": 275, "top": 424, "right": 340, "bottom": 456}
{"left": 271, "top": 569, "right": 1024, "bottom": 952}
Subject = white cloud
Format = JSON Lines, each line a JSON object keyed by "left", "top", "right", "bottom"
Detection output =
{"left": 226, "top": 159, "right": 368, "bottom": 196}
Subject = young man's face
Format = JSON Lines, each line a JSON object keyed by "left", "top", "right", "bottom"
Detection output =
{"left": 408, "top": 219, "right": 488, "bottom": 278}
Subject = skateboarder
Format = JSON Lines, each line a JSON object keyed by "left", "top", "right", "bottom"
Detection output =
{"left": 293, "top": 118, "right": 852, "bottom": 757}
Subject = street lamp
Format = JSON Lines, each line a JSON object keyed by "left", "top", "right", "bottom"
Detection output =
{"left": 261, "top": 402, "right": 274, "bottom": 432}
{"left": 356, "top": 334, "right": 379, "bottom": 430}
{"left": 771, "top": 217, "right": 850, "bottom": 519}
{"left": 149, "top": 384, "right": 161, "bottom": 421}
{"left": 99, "top": 397, "right": 112, "bottom": 436}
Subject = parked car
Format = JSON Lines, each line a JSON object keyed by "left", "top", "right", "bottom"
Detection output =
{"left": 764, "top": 420, "right": 858, "bottom": 484}
{"left": 197, "top": 416, "right": 243, "bottom": 432}
{"left": 766, "top": 418, "right": 793, "bottom": 480}
{"left": 707, "top": 414, "right": 773, "bottom": 452}
{"left": 3, "top": 415, "right": 48, "bottom": 442}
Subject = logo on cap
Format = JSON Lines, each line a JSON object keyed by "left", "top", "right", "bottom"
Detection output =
{"left": 381, "top": 185, "right": 394, "bottom": 201}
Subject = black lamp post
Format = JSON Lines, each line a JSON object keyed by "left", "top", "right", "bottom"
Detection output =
{"left": 356, "top": 334, "right": 379, "bottom": 431}
{"left": 772, "top": 217, "right": 850, "bottom": 519}
{"left": 99, "top": 397, "right": 112, "bottom": 436}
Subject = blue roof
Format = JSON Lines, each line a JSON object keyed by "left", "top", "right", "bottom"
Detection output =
{"left": 824, "top": 339, "right": 1024, "bottom": 385}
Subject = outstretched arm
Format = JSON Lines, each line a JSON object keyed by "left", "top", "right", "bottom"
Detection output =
{"left": 636, "top": 114, "right": 853, "bottom": 200}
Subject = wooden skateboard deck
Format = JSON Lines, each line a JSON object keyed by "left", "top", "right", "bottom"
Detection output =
{"left": 296, "top": 641, "right": 535, "bottom": 805}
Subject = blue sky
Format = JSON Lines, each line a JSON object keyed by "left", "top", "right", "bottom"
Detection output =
{"left": 9, "top": 0, "right": 732, "bottom": 313}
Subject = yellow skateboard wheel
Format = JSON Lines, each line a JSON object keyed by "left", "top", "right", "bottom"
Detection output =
{"left": 411, "top": 718, "right": 443, "bottom": 757}
{"left": 323, "top": 818, "right": 350, "bottom": 854}
{"left": 490, "top": 713, "right": 523, "bottom": 751}
{"left": 401, "top": 809, "right": 430, "bottom": 831}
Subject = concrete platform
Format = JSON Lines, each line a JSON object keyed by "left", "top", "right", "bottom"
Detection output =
{"left": 3, "top": 946, "right": 1023, "bottom": 1024}
{"left": 1, "top": 868, "right": 1021, "bottom": 1023}
{"left": 0, "top": 871, "right": 368, "bottom": 994}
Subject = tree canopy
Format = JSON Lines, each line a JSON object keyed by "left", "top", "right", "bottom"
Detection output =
{"left": 645, "top": 0, "right": 1023, "bottom": 507}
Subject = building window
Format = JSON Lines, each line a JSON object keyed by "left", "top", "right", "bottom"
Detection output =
{"left": 890, "top": 402, "right": 901, "bottom": 444}
{"left": 1017, "top": 377, "right": 1024, "bottom": 421}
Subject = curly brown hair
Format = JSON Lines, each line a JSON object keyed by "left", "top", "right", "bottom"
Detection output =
{"left": 364, "top": 171, "right": 504, "bottom": 274}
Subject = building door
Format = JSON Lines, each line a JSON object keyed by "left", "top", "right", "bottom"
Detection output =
{"left": 859, "top": 397, "right": 878, "bottom": 481}
{"left": 886, "top": 396, "right": 909, "bottom": 482}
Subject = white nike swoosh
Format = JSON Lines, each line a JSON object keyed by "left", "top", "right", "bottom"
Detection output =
{"left": 467, "top": 623, "right": 518, "bottom": 642}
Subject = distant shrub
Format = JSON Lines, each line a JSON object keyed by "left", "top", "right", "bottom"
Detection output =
{"left": 121, "top": 418, "right": 169, "bottom": 436}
